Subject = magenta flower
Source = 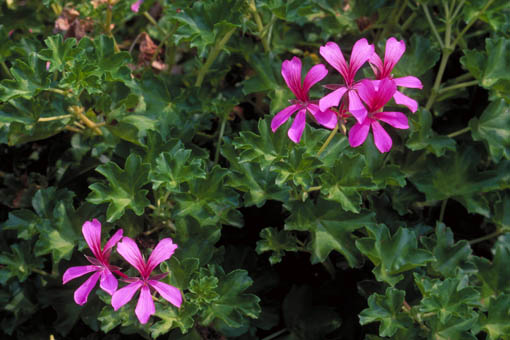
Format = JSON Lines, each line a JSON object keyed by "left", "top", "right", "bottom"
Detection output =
{"left": 131, "top": 0, "right": 143, "bottom": 13}
{"left": 348, "top": 78, "right": 409, "bottom": 153}
{"left": 369, "top": 37, "right": 423, "bottom": 112}
{"left": 271, "top": 57, "right": 337, "bottom": 143}
{"left": 319, "top": 39, "right": 374, "bottom": 123}
{"left": 63, "top": 219, "right": 124, "bottom": 305}
{"left": 111, "top": 237, "right": 182, "bottom": 324}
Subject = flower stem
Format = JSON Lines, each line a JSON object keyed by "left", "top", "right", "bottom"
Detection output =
{"left": 38, "top": 114, "right": 73, "bottom": 122}
{"left": 400, "top": 12, "right": 417, "bottom": 32}
{"left": 422, "top": 4, "right": 444, "bottom": 49}
{"left": 469, "top": 230, "right": 503, "bottom": 245}
{"left": 261, "top": 328, "right": 288, "bottom": 340}
{"left": 425, "top": 49, "right": 452, "bottom": 110}
{"left": 447, "top": 126, "right": 470, "bottom": 138}
{"left": 248, "top": 0, "right": 270, "bottom": 52}
{"left": 214, "top": 115, "right": 227, "bottom": 164}
{"left": 1, "top": 61, "right": 11, "bottom": 78}
{"left": 439, "top": 80, "right": 479, "bottom": 94}
{"left": 439, "top": 199, "right": 447, "bottom": 222}
{"left": 451, "top": 0, "right": 495, "bottom": 49}
{"left": 32, "top": 268, "right": 53, "bottom": 277}
{"left": 317, "top": 123, "right": 338, "bottom": 156}
{"left": 195, "top": 27, "right": 236, "bottom": 88}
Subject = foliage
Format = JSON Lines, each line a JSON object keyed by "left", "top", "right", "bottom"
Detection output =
{"left": 0, "top": 0, "right": 509, "bottom": 339}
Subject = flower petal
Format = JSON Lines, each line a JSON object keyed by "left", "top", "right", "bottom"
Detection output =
{"left": 116, "top": 237, "right": 147, "bottom": 276}
{"left": 348, "top": 120, "right": 371, "bottom": 147}
{"left": 393, "top": 76, "right": 423, "bottom": 89}
{"left": 320, "top": 42, "right": 349, "bottom": 80}
{"left": 146, "top": 238, "right": 178, "bottom": 274}
{"left": 348, "top": 90, "right": 367, "bottom": 123}
{"left": 374, "top": 78, "right": 397, "bottom": 110}
{"left": 369, "top": 52, "right": 384, "bottom": 78}
{"left": 307, "top": 104, "right": 338, "bottom": 129}
{"left": 271, "top": 104, "right": 301, "bottom": 132}
{"left": 131, "top": 0, "right": 144, "bottom": 13}
{"left": 287, "top": 109, "right": 307, "bottom": 143}
{"left": 281, "top": 57, "right": 304, "bottom": 99}
{"left": 383, "top": 37, "right": 405, "bottom": 75}
{"left": 149, "top": 280, "right": 182, "bottom": 308}
{"left": 82, "top": 219, "right": 102, "bottom": 259}
{"left": 135, "top": 285, "right": 155, "bottom": 324}
{"left": 319, "top": 86, "right": 347, "bottom": 112}
{"left": 356, "top": 79, "right": 377, "bottom": 108}
{"left": 100, "top": 267, "right": 118, "bottom": 295}
{"left": 63, "top": 265, "right": 98, "bottom": 284}
{"left": 371, "top": 121, "right": 393, "bottom": 153}
{"left": 374, "top": 111, "right": 409, "bottom": 129}
{"left": 302, "top": 64, "right": 328, "bottom": 95}
{"left": 74, "top": 271, "right": 101, "bottom": 305}
{"left": 112, "top": 280, "right": 143, "bottom": 311}
{"left": 349, "top": 38, "right": 374, "bottom": 79}
{"left": 393, "top": 90, "right": 418, "bottom": 113}
{"left": 103, "top": 228, "right": 124, "bottom": 255}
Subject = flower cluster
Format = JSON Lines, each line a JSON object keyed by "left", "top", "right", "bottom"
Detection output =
{"left": 272, "top": 37, "right": 422, "bottom": 153}
{"left": 63, "top": 219, "right": 182, "bottom": 324}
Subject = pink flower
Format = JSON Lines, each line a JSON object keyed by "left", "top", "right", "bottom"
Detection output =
{"left": 271, "top": 57, "right": 337, "bottom": 143}
{"left": 111, "top": 237, "right": 182, "bottom": 324}
{"left": 319, "top": 39, "right": 374, "bottom": 123}
{"left": 131, "top": 0, "right": 144, "bottom": 13}
{"left": 348, "top": 78, "right": 409, "bottom": 153}
{"left": 63, "top": 219, "right": 124, "bottom": 305}
{"left": 369, "top": 37, "right": 423, "bottom": 112}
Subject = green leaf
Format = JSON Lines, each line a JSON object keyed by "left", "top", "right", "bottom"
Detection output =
{"left": 174, "top": 217, "right": 221, "bottom": 265}
{"left": 475, "top": 294, "right": 510, "bottom": 340}
{"left": 161, "top": 257, "right": 199, "bottom": 291}
{"left": 414, "top": 274, "right": 480, "bottom": 324}
{"left": 0, "top": 54, "right": 50, "bottom": 101}
{"left": 2, "top": 209, "right": 41, "bottom": 240}
{"left": 406, "top": 108, "right": 456, "bottom": 157}
{"left": 87, "top": 154, "right": 150, "bottom": 222}
{"left": 356, "top": 224, "right": 434, "bottom": 286}
{"left": 427, "top": 313, "right": 478, "bottom": 340}
{"left": 394, "top": 34, "right": 441, "bottom": 77}
{"left": 318, "top": 154, "right": 375, "bottom": 213}
{"left": 410, "top": 147, "right": 510, "bottom": 217}
{"left": 0, "top": 242, "right": 45, "bottom": 284}
{"left": 461, "top": 37, "right": 510, "bottom": 100}
{"left": 38, "top": 34, "right": 79, "bottom": 72}
{"left": 233, "top": 117, "right": 292, "bottom": 168}
{"left": 256, "top": 227, "right": 299, "bottom": 265}
{"left": 29, "top": 187, "right": 82, "bottom": 265}
{"left": 150, "top": 149, "right": 206, "bottom": 192}
{"left": 173, "top": 166, "right": 242, "bottom": 227}
{"left": 469, "top": 99, "right": 510, "bottom": 162}
{"left": 172, "top": 0, "right": 245, "bottom": 58}
{"left": 474, "top": 234, "right": 510, "bottom": 297}
{"left": 359, "top": 287, "right": 412, "bottom": 337}
{"left": 420, "top": 222, "right": 476, "bottom": 277}
{"left": 492, "top": 191, "right": 510, "bottom": 232}
{"left": 272, "top": 148, "right": 322, "bottom": 188}
{"left": 285, "top": 198, "right": 376, "bottom": 267}
{"left": 198, "top": 267, "right": 261, "bottom": 329}
{"left": 189, "top": 275, "right": 220, "bottom": 304}
{"left": 151, "top": 302, "right": 198, "bottom": 338}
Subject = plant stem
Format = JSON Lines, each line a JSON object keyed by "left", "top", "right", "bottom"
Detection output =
{"left": 439, "top": 199, "right": 447, "bottom": 222}
{"left": 195, "top": 27, "right": 236, "bottom": 88}
{"left": 317, "top": 123, "right": 338, "bottom": 156}
{"left": 45, "top": 88, "right": 72, "bottom": 96}
{"left": 439, "top": 80, "right": 479, "bottom": 93}
{"left": 143, "top": 11, "right": 168, "bottom": 36}
{"left": 425, "top": 49, "right": 452, "bottom": 110}
{"left": 451, "top": 0, "right": 495, "bottom": 49}
{"left": 249, "top": 0, "right": 270, "bottom": 52}
{"left": 306, "top": 185, "right": 322, "bottom": 192}
{"left": 400, "top": 12, "right": 417, "bottom": 32}
{"left": 32, "top": 268, "right": 53, "bottom": 277}
{"left": 469, "top": 230, "right": 504, "bottom": 245}
{"left": 38, "top": 114, "right": 73, "bottom": 122}
{"left": 261, "top": 328, "right": 288, "bottom": 340}
{"left": 1, "top": 61, "right": 11, "bottom": 78}
{"left": 322, "top": 257, "right": 336, "bottom": 279}
{"left": 447, "top": 126, "right": 470, "bottom": 138}
{"left": 214, "top": 116, "right": 227, "bottom": 164}
{"left": 422, "top": 4, "right": 444, "bottom": 49}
